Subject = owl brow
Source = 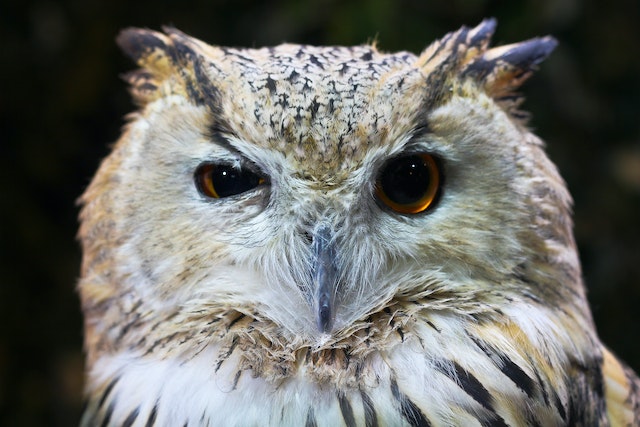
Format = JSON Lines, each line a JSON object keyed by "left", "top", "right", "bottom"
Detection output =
{"left": 204, "top": 126, "right": 268, "bottom": 174}
{"left": 395, "top": 124, "right": 437, "bottom": 155}
{"left": 206, "top": 122, "right": 259, "bottom": 161}
{"left": 409, "top": 124, "right": 433, "bottom": 142}
{"left": 207, "top": 126, "right": 239, "bottom": 154}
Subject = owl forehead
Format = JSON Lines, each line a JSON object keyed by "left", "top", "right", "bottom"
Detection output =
{"left": 207, "top": 45, "right": 426, "bottom": 174}
{"left": 121, "top": 24, "right": 558, "bottom": 177}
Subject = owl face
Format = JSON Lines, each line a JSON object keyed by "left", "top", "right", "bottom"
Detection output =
{"left": 79, "top": 21, "right": 640, "bottom": 427}
{"left": 79, "top": 20, "right": 581, "bottom": 358}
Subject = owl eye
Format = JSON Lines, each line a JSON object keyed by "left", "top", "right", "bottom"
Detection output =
{"left": 375, "top": 153, "right": 441, "bottom": 214}
{"left": 195, "top": 163, "right": 265, "bottom": 199}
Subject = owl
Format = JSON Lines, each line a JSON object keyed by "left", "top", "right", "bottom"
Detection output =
{"left": 78, "top": 19, "right": 640, "bottom": 426}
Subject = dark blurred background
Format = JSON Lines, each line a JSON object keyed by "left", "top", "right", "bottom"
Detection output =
{"left": 1, "top": 0, "right": 638, "bottom": 424}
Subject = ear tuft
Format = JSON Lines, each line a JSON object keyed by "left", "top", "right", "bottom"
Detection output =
{"left": 116, "top": 28, "right": 177, "bottom": 106}
{"left": 416, "top": 19, "right": 557, "bottom": 118}
{"left": 463, "top": 36, "right": 557, "bottom": 97}
{"left": 415, "top": 18, "right": 496, "bottom": 76}
{"left": 115, "top": 28, "right": 223, "bottom": 108}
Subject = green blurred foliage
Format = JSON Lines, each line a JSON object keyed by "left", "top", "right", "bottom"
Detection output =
{"left": 1, "top": 0, "right": 638, "bottom": 424}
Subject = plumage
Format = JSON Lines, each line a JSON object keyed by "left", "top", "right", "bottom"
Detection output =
{"left": 78, "top": 19, "right": 640, "bottom": 426}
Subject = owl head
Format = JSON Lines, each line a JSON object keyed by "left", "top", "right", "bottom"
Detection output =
{"left": 79, "top": 20, "right": 588, "bottom": 365}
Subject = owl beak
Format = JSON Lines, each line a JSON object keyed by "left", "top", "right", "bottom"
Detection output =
{"left": 312, "top": 224, "right": 338, "bottom": 333}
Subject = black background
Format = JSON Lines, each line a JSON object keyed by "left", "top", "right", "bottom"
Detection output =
{"left": 1, "top": 0, "right": 639, "bottom": 424}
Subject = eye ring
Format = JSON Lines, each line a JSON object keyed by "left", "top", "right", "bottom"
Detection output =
{"left": 195, "top": 163, "right": 266, "bottom": 199}
{"left": 375, "top": 153, "right": 441, "bottom": 214}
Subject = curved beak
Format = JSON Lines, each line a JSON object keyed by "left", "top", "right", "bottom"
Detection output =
{"left": 312, "top": 224, "right": 338, "bottom": 333}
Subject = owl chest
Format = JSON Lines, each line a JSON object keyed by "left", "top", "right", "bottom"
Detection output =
{"left": 84, "top": 346, "right": 429, "bottom": 426}
{"left": 82, "top": 334, "right": 572, "bottom": 427}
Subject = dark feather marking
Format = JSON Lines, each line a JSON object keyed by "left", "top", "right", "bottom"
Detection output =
{"left": 207, "top": 128, "right": 238, "bottom": 152}
{"left": 566, "top": 391, "right": 579, "bottom": 425}
{"left": 449, "top": 362, "right": 509, "bottom": 425}
{"left": 139, "top": 313, "right": 179, "bottom": 348}
{"left": 390, "top": 378, "right": 431, "bottom": 427}
{"left": 338, "top": 392, "right": 356, "bottom": 427}
{"left": 355, "top": 360, "right": 364, "bottom": 382}
{"left": 531, "top": 367, "right": 550, "bottom": 406}
{"left": 436, "top": 362, "right": 491, "bottom": 410}
{"left": 215, "top": 335, "right": 239, "bottom": 373}
{"left": 97, "top": 377, "right": 119, "bottom": 411}
{"left": 225, "top": 50, "right": 256, "bottom": 64}
{"left": 426, "top": 320, "right": 440, "bottom": 333}
{"left": 409, "top": 124, "right": 433, "bottom": 142}
{"left": 497, "top": 355, "right": 535, "bottom": 398}
{"left": 469, "top": 335, "right": 535, "bottom": 398}
{"left": 308, "top": 54, "right": 324, "bottom": 70}
{"left": 265, "top": 75, "right": 277, "bottom": 94}
{"left": 566, "top": 359, "right": 606, "bottom": 425}
{"left": 232, "top": 370, "right": 242, "bottom": 390}
{"left": 122, "top": 407, "right": 140, "bottom": 427}
{"left": 144, "top": 332, "right": 178, "bottom": 355}
{"left": 180, "top": 53, "right": 215, "bottom": 107}
{"left": 552, "top": 387, "right": 566, "bottom": 421}
{"left": 359, "top": 389, "right": 379, "bottom": 427}
{"left": 206, "top": 317, "right": 222, "bottom": 326}
{"left": 188, "top": 61, "right": 221, "bottom": 113}
{"left": 227, "top": 313, "right": 246, "bottom": 331}
{"left": 100, "top": 401, "right": 115, "bottom": 427}
{"left": 117, "top": 312, "right": 140, "bottom": 341}
{"left": 436, "top": 362, "right": 500, "bottom": 416}
{"left": 177, "top": 40, "right": 222, "bottom": 114}
{"left": 146, "top": 404, "right": 158, "bottom": 427}
{"left": 305, "top": 407, "right": 318, "bottom": 427}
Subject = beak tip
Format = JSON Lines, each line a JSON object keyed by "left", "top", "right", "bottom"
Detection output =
{"left": 316, "top": 298, "right": 333, "bottom": 333}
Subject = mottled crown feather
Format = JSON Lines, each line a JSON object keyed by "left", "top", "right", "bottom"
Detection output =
{"left": 116, "top": 19, "right": 556, "bottom": 118}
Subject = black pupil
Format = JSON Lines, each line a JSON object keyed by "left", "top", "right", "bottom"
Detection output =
{"left": 379, "top": 155, "right": 432, "bottom": 204}
{"left": 209, "top": 165, "right": 261, "bottom": 197}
